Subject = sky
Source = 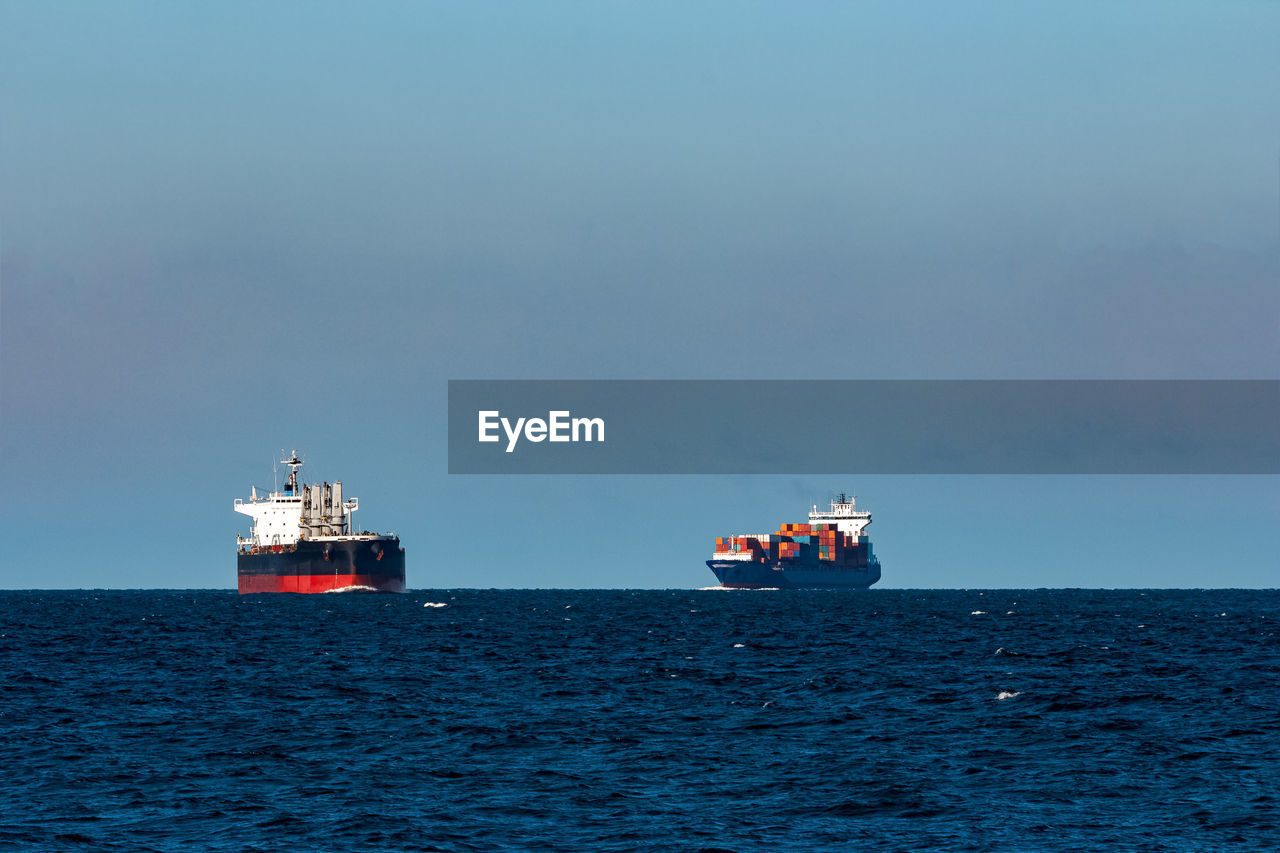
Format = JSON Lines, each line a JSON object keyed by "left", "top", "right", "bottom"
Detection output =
{"left": 1, "top": 2, "right": 1277, "bottom": 589}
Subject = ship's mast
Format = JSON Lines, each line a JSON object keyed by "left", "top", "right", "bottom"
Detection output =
{"left": 281, "top": 450, "right": 303, "bottom": 494}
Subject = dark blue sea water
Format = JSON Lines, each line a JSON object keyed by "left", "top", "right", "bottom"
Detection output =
{"left": 2, "top": 589, "right": 1277, "bottom": 852}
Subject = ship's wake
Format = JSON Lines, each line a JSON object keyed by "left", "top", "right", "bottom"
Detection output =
{"left": 323, "top": 585, "right": 380, "bottom": 594}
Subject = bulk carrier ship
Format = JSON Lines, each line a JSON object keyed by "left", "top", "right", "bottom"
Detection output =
{"left": 234, "top": 451, "right": 405, "bottom": 593}
{"left": 707, "top": 493, "right": 881, "bottom": 589}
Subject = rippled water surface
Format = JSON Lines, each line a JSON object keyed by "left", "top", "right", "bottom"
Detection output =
{"left": 2, "top": 589, "right": 1277, "bottom": 851}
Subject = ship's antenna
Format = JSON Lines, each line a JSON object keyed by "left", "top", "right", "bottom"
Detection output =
{"left": 273, "top": 454, "right": 279, "bottom": 493}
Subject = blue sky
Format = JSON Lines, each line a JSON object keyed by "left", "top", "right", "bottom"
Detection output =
{"left": 1, "top": 2, "right": 1276, "bottom": 588}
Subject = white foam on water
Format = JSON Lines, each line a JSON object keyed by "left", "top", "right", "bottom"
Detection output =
{"left": 733, "top": 643, "right": 746, "bottom": 648}
{"left": 422, "top": 602, "right": 447, "bottom": 608}
{"left": 695, "top": 586, "right": 781, "bottom": 591}
{"left": 324, "top": 585, "right": 378, "bottom": 594}
{"left": 971, "top": 610, "right": 987, "bottom": 615}
{"left": 996, "top": 691, "right": 1021, "bottom": 700}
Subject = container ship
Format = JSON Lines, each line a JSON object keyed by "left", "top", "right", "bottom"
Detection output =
{"left": 234, "top": 451, "right": 405, "bottom": 593}
{"left": 707, "top": 493, "right": 881, "bottom": 589}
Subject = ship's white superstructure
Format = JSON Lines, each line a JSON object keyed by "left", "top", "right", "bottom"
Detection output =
{"left": 234, "top": 450, "right": 361, "bottom": 549}
{"left": 808, "top": 493, "right": 871, "bottom": 538}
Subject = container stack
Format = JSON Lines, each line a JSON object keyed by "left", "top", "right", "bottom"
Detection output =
{"left": 716, "top": 535, "right": 768, "bottom": 561}
{"left": 818, "top": 525, "right": 842, "bottom": 561}
{"left": 714, "top": 521, "right": 874, "bottom": 566}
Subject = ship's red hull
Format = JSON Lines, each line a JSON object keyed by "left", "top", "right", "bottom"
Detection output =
{"left": 238, "top": 572, "right": 405, "bottom": 594}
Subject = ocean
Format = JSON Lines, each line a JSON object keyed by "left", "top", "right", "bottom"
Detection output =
{"left": 2, "top": 589, "right": 1276, "bottom": 852}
